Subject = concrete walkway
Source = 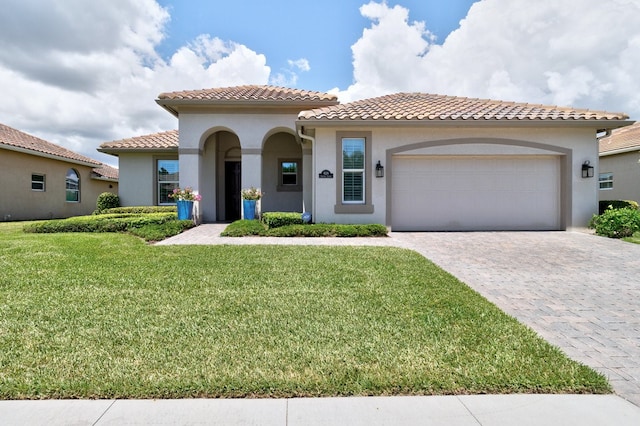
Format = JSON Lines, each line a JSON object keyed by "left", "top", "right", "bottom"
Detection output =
{"left": 7, "top": 225, "right": 640, "bottom": 425}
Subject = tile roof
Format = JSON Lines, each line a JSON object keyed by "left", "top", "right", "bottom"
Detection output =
{"left": 599, "top": 121, "right": 640, "bottom": 155}
{"left": 298, "top": 92, "right": 629, "bottom": 123}
{"left": 91, "top": 163, "right": 119, "bottom": 181}
{"left": 0, "top": 122, "right": 100, "bottom": 165}
{"left": 158, "top": 85, "right": 338, "bottom": 103}
{"left": 99, "top": 129, "right": 178, "bottom": 152}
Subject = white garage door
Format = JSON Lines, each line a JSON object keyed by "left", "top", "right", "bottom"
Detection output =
{"left": 391, "top": 155, "right": 561, "bottom": 231}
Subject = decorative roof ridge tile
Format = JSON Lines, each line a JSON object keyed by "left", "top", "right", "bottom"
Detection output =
{"left": 158, "top": 85, "right": 338, "bottom": 103}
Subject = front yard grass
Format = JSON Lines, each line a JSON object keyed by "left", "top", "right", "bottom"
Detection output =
{"left": 0, "top": 223, "right": 609, "bottom": 399}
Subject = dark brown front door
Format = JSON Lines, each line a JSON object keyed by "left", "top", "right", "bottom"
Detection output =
{"left": 225, "top": 161, "right": 241, "bottom": 221}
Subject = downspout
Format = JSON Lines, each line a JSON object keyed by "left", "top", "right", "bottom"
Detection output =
{"left": 298, "top": 128, "right": 315, "bottom": 219}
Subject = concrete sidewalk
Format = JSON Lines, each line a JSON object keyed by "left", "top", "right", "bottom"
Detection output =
{"left": 2, "top": 394, "right": 640, "bottom": 425}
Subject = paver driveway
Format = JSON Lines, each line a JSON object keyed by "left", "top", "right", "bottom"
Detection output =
{"left": 392, "top": 231, "right": 640, "bottom": 407}
{"left": 160, "top": 226, "right": 640, "bottom": 406}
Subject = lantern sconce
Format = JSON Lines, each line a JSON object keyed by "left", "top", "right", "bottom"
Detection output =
{"left": 375, "top": 160, "right": 384, "bottom": 178}
{"left": 582, "top": 161, "right": 594, "bottom": 178}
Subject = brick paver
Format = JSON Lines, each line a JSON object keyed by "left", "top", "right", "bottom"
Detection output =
{"left": 159, "top": 226, "right": 640, "bottom": 406}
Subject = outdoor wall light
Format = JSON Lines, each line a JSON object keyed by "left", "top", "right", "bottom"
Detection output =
{"left": 582, "top": 161, "right": 594, "bottom": 178}
{"left": 375, "top": 160, "right": 384, "bottom": 178}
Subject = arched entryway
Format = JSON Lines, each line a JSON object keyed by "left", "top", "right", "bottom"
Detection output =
{"left": 261, "top": 131, "right": 303, "bottom": 213}
{"left": 201, "top": 130, "right": 242, "bottom": 222}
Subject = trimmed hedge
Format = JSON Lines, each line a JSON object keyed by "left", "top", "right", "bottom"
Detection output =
{"left": 262, "top": 212, "right": 304, "bottom": 228}
{"left": 22, "top": 212, "right": 194, "bottom": 241}
{"left": 599, "top": 200, "right": 639, "bottom": 215}
{"left": 102, "top": 206, "right": 177, "bottom": 214}
{"left": 221, "top": 220, "right": 388, "bottom": 237}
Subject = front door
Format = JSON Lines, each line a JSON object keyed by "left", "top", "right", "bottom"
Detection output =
{"left": 225, "top": 161, "right": 241, "bottom": 221}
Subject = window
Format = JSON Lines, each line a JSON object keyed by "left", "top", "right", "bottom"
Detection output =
{"left": 282, "top": 161, "right": 298, "bottom": 185}
{"left": 31, "top": 174, "right": 45, "bottom": 191}
{"left": 277, "top": 159, "right": 302, "bottom": 191}
{"left": 158, "top": 159, "right": 179, "bottom": 204}
{"left": 599, "top": 172, "right": 613, "bottom": 190}
{"left": 334, "top": 131, "right": 373, "bottom": 214}
{"left": 342, "top": 138, "right": 365, "bottom": 203}
{"left": 65, "top": 169, "right": 80, "bottom": 202}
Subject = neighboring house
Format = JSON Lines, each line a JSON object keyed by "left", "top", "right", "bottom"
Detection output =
{"left": 0, "top": 123, "right": 118, "bottom": 221}
{"left": 99, "top": 85, "right": 632, "bottom": 231}
{"left": 598, "top": 121, "right": 640, "bottom": 203}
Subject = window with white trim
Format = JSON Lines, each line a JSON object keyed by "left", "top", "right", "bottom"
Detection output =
{"left": 157, "top": 159, "right": 179, "bottom": 204}
{"left": 342, "top": 138, "right": 365, "bottom": 204}
{"left": 65, "top": 169, "right": 79, "bottom": 202}
{"left": 599, "top": 172, "right": 613, "bottom": 190}
{"left": 31, "top": 173, "right": 45, "bottom": 191}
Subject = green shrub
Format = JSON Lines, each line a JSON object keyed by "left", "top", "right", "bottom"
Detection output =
{"left": 590, "top": 207, "right": 640, "bottom": 238}
{"left": 598, "top": 200, "right": 639, "bottom": 215}
{"left": 96, "top": 192, "right": 120, "bottom": 212}
{"left": 103, "top": 206, "right": 177, "bottom": 214}
{"left": 262, "top": 212, "right": 304, "bottom": 228}
{"left": 23, "top": 213, "right": 178, "bottom": 235}
{"left": 221, "top": 221, "right": 388, "bottom": 237}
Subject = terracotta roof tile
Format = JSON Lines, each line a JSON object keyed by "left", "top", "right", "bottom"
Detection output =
{"left": 99, "top": 129, "right": 178, "bottom": 152}
{"left": 158, "top": 85, "right": 338, "bottom": 103}
{"left": 298, "top": 92, "right": 629, "bottom": 122}
{"left": 91, "top": 163, "right": 119, "bottom": 180}
{"left": 599, "top": 121, "right": 640, "bottom": 154}
{"left": 0, "top": 122, "right": 100, "bottom": 165}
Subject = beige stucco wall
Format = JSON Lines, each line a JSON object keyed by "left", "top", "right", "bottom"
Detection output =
{"left": 599, "top": 151, "right": 640, "bottom": 203}
{"left": 116, "top": 153, "right": 157, "bottom": 206}
{"left": 0, "top": 149, "right": 117, "bottom": 221}
{"left": 311, "top": 125, "right": 599, "bottom": 230}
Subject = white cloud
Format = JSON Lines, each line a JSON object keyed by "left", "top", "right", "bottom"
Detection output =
{"left": 337, "top": 0, "right": 640, "bottom": 120}
{"left": 0, "top": 0, "right": 270, "bottom": 166}
{"left": 2, "top": 0, "right": 639, "bottom": 169}
{"left": 288, "top": 58, "right": 311, "bottom": 72}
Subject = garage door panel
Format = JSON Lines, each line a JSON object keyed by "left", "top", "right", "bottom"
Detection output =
{"left": 391, "top": 156, "right": 561, "bottom": 231}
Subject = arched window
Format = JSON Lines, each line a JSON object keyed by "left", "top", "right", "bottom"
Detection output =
{"left": 66, "top": 168, "right": 80, "bottom": 202}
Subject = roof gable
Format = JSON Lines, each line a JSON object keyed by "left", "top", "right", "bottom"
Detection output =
{"left": 0, "top": 122, "right": 100, "bottom": 166}
{"left": 599, "top": 121, "right": 640, "bottom": 155}
{"left": 298, "top": 92, "right": 629, "bottom": 125}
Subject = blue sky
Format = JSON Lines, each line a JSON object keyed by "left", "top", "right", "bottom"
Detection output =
{"left": 155, "top": 0, "right": 477, "bottom": 92}
{"left": 0, "top": 0, "right": 638, "bottom": 165}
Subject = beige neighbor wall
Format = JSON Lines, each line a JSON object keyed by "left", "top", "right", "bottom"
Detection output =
{"left": 311, "top": 126, "right": 599, "bottom": 230}
{"left": 0, "top": 149, "right": 117, "bottom": 221}
{"left": 599, "top": 151, "right": 640, "bottom": 203}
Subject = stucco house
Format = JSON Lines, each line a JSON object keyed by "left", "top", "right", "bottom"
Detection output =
{"left": 1, "top": 123, "right": 118, "bottom": 221}
{"left": 598, "top": 122, "right": 640, "bottom": 203}
{"left": 99, "top": 85, "right": 632, "bottom": 231}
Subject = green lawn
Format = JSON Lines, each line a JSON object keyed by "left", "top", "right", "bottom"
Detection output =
{"left": 0, "top": 222, "right": 609, "bottom": 399}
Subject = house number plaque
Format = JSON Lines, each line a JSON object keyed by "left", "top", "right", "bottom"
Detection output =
{"left": 319, "top": 169, "right": 334, "bottom": 178}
